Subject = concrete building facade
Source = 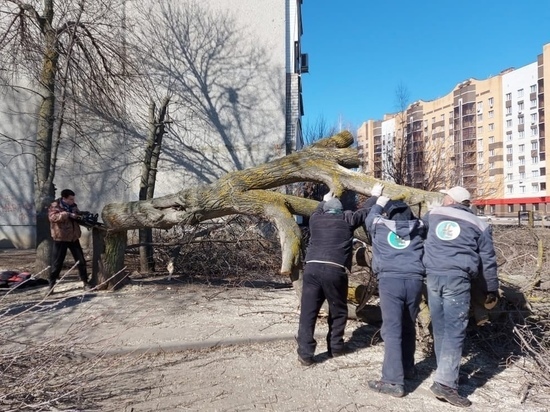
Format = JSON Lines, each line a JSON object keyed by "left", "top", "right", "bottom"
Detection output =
{"left": 0, "top": 0, "right": 307, "bottom": 248}
{"left": 358, "top": 43, "right": 549, "bottom": 217}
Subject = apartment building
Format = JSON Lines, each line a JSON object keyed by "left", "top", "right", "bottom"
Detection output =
{"left": 357, "top": 43, "right": 549, "bottom": 217}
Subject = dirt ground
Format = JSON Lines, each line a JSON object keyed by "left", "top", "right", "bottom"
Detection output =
{"left": 0, "top": 249, "right": 548, "bottom": 412}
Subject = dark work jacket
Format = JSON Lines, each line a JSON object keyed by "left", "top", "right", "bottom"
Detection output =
{"left": 365, "top": 204, "right": 426, "bottom": 280}
{"left": 305, "top": 201, "right": 371, "bottom": 271}
{"left": 422, "top": 204, "right": 499, "bottom": 292}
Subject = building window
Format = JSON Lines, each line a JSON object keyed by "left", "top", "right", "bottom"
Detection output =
{"left": 506, "top": 93, "right": 512, "bottom": 101}
{"left": 532, "top": 170, "right": 539, "bottom": 177}
{"left": 532, "top": 141, "right": 539, "bottom": 150}
{"left": 542, "top": 182, "right": 547, "bottom": 190}
{"left": 488, "top": 110, "right": 494, "bottom": 118}
{"left": 489, "top": 149, "right": 495, "bottom": 156}
{"left": 519, "top": 131, "right": 525, "bottom": 138}
{"left": 477, "top": 102, "right": 483, "bottom": 111}
{"left": 507, "top": 204, "right": 514, "bottom": 212}
{"left": 506, "top": 119, "right": 512, "bottom": 128}
{"left": 518, "top": 101, "right": 524, "bottom": 111}
{"left": 506, "top": 173, "right": 513, "bottom": 180}
{"left": 519, "top": 157, "right": 525, "bottom": 165}
{"left": 489, "top": 162, "right": 495, "bottom": 169}
{"left": 441, "top": 114, "right": 445, "bottom": 121}
{"left": 477, "top": 113, "right": 483, "bottom": 122}
{"left": 520, "top": 185, "right": 526, "bottom": 193}
{"left": 478, "top": 151, "right": 484, "bottom": 160}
{"left": 530, "top": 98, "right": 537, "bottom": 108}
{"left": 489, "top": 136, "right": 494, "bottom": 143}
{"left": 518, "top": 88, "right": 524, "bottom": 98}
{"left": 531, "top": 113, "right": 537, "bottom": 124}
{"left": 532, "top": 183, "right": 539, "bottom": 192}
{"left": 518, "top": 116, "right": 524, "bottom": 124}
{"left": 507, "top": 133, "right": 513, "bottom": 141}
{"left": 531, "top": 126, "right": 538, "bottom": 136}
{"left": 519, "top": 144, "right": 525, "bottom": 153}
{"left": 506, "top": 106, "right": 512, "bottom": 115}
{"left": 507, "top": 186, "right": 513, "bottom": 195}
{"left": 488, "top": 123, "right": 494, "bottom": 131}
{"left": 507, "top": 146, "right": 513, "bottom": 154}
{"left": 520, "top": 171, "right": 525, "bottom": 179}
{"left": 477, "top": 126, "right": 483, "bottom": 134}
{"left": 478, "top": 163, "right": 484, "bottom": 170}
{"left": 531, "top": 84, "right": 537, "bottom": 93}
{"left": 507, "top": 160, "right": 513, "bottom": 167}
{"left": 489, "top": 97, "right": 494, "bottom": 107}
{"left": 532, "top": 156, "right": 539, "bottom": 164}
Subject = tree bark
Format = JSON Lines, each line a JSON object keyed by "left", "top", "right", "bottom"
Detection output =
{"left": 34, "top": 1, "right": 59, "bottom": 270}
{"left": 138, "top": 97, "right": 170, "bottom": 273}
{"left": 101, "top": 131, "right": 443, "bottom": 277}
{"left": 99, "top": 230, "right": 127, "bottom": 289}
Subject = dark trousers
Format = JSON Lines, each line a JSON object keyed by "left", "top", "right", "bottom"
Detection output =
{"left": 50, "top": 240, "right": 88, "bottom": 285}
{"left": 296, "top": 263, "right": 348, "bottom": 359}
{"left": 378, "top": 277, "right": 423, "bottom": 385}
{"left": 426, "top": 273, "right": 471, "bottom": 389}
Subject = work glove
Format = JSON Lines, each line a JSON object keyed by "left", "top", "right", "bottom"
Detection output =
{"left": 426, "top": 198, "right": 443, "bottom": 211}
{"left": 484, "top": 291, "right": 499, "bottom": 310}
{"left": 376, "top": 195, "right": 390, "bottom": 207}
{"left": 323, "top": 191, "right": 334, "bottom": 202}
{"left": 371, "top": 183, "right": 384, "bottom": 197}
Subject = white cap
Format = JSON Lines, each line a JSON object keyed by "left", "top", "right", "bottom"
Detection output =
{"left": 440, "top": 186, "right": 471, "bottom": 203}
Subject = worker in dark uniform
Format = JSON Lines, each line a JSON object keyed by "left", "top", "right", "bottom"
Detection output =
{"left": 365, "top": 193, "right": 426, "bottom": 398}
{"left": 423, "top": 186, "right": 498, "bottom": 407}
{"left": 296, "top": 184, "right": 382, "bottom": 366}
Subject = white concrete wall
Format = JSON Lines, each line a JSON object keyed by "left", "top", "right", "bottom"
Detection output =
{"left": 0, "top": 0, "right": 303, "bottom": 248}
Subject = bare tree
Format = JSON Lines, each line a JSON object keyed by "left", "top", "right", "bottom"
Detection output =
{"left": 302, "top": 115, "right": 338, "bottom": 146}
{"left": 138, "top": 97, "right": 171, "bottom": 272}
{"left": 0, "top": 0, "right": 134, "bottom": 267}
{"left": 376, "top": 83, "right": 410, "bottom": 186}
{"left": 374, "top": 84, "right": 461, "bottom": 192}
{"left": 95, "top": 132, "right": 443, "bottom": 289}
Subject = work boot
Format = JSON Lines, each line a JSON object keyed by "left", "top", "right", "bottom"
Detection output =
{"left": 430, "top": 382, "right": 471, "bottom": 407}
{"left": 327, "top": 343, "right": 351, "bottom": 358}
{"left": 297, "top": 355, "right": 315, "bottom": 366}
{"left": 367, "top": 380, "right": 405, "bottom": 398}
{"left": 404, "top": 367, "right": 418, "bottom": 380}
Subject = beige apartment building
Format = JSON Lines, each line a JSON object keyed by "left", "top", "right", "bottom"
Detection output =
{"left": 358, "top": 43, "right": 550, "bottom": 217}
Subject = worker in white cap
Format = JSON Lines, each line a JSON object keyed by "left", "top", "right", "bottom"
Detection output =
{"left": 422, "top": 186, "right": 498, "bottom": 407}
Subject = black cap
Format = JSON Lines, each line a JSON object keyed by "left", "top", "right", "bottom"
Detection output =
{"left": 384, "top": 200, "right": 413, "bottom": 221}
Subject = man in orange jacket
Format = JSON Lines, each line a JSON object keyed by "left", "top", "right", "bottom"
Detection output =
{"left": 47, "top": 189, "right": 92, "bottom": 294}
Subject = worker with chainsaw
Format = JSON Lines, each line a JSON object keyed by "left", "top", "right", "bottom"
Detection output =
{"left": 47, "top": 189, "right": 94, "bottom": 295}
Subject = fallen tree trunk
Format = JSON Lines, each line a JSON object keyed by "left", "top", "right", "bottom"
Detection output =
{"left": 98, "top": 131, "right": 442, "bottom": 288}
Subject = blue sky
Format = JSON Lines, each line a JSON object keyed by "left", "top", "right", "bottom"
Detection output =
{"left": 301, "top": 0, "right": 550, "bottom": 133}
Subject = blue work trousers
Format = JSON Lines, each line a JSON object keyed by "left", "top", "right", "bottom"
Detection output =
{"left": 296, "top": 263, "right": 348, "bottom": 359}
{"left": 426, "top": 273, "right": 471, "bottom": 389}
{"left": 378, "top": 277, "right": 423, "bottom": 385}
